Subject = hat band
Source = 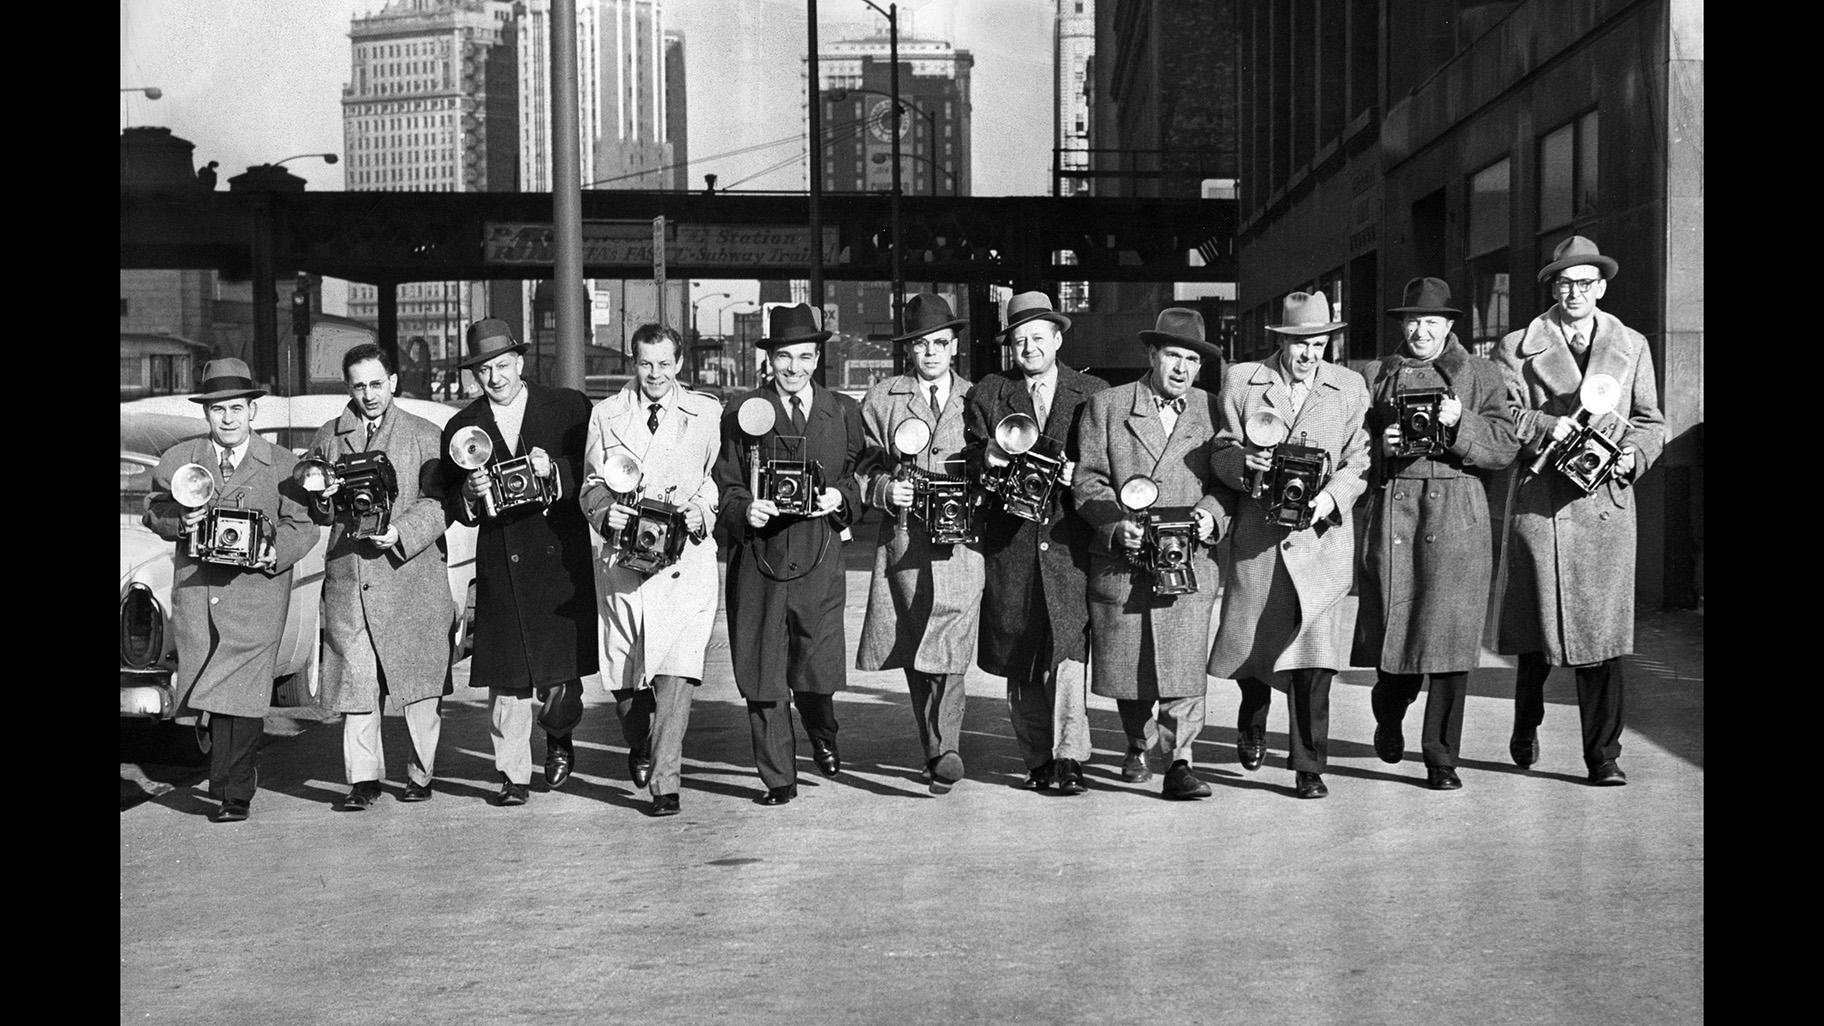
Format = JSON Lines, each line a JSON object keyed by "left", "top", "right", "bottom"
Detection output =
{"left": 200, "top": 375, "right": 259, "bottom": 394}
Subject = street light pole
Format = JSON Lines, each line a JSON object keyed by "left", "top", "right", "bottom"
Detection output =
{"left": 691, "top": 291, "right": 731, "bottom": 345}
{"left": 859, "top": 0, "right": 904, "bottom": 368}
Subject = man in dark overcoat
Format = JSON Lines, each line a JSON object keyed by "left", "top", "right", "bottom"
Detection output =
{"left": 1350, "top": 278, "right": 1519, "bottom": 790}
{"left": 142, "top": 358, "right": 321, "bottom": 822}
{"left": 306, "top": 343, "right": 456, "bottom": 810}
{"left": 1493, "top": 236, "right": 1665, "bottom": 786}
{"left": 1074, "top": 309, "right": 1233, "bottom": 800}
{"left": 436, "top": 318, "right": 598, "bottom": 807}
{"left": 712, "top": 304, "right": 868, "bottom": 806}
{"left": 963, "top": 291, "right": 1108, "bottom": 794}
{"left": 856, "top": 293, "right": 985, "bottom": 793}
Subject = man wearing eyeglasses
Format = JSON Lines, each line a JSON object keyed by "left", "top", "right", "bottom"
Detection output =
{"left": 1493, "top": 236, "right": 1665, "bottom": 787}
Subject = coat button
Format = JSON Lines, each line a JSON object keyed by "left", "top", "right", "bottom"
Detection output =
{"left": 363, "top": 583, "right": 372, "bottom": 591}
{"left": 1038, "top": 541, "right": 1049, "bottom": 552}
{"left": 1429, "top": 490, "right": 1440, "bottom": 499}
{"left": 1599, "top": 511, "right": 1611, "bottom": 522}
{"left": 210, "top": 596, "right": 219, "bottom": 605}
{"left": 1393, "top": 538, "right": 1402, "bottom": 545}
{"left": 510, "top": 553, "right": 521, "bottom": 563}
{"left": 546, "top": 545, "right": 555, "bottom": 555}
{"left": 671, "top": 571, "right": 681, "bottom": 579}
{"left": 1425, "top": 534, "right": 1436, "bottom": 543}
{"left": 1393, "top": 491, "right": 1405, "bottom": 500}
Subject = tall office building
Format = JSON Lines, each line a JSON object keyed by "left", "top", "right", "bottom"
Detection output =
{"left": 342, "top": 0, "right": 518, "bottom": 392}
{"left": 1055, "top": 0, "right": 1096, "bottom": 315}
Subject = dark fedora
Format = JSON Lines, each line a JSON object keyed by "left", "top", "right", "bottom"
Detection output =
{"left": 189, "top": 357, "right": 267, "bottom": 404}
{"left": 1387, "top": 276, "right": 1462, "bottom": 318}
{"left": 891, "top": 292, "right": 967, "bottom": 343}
{"left": 1537, "top": 235, "right": 1619, "bottom": 283}
{"left": 459, "top": 317, "right": 528, "bottom": 369}
{"left": 997, "top": 291, "right": 1071, "bottom": 336}
{"left": 1265, "top": 291, "right": 1346, "bottom": 337}
{"left": 1139, "top": 307, "right": 1223, "bottom": 360}
{"left": 755, "top": 303, "right": 832, "bottom": 350}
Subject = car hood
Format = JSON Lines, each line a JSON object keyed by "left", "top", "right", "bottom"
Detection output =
{"left": 120, "top": 524, "right": 173, "bottom": 595}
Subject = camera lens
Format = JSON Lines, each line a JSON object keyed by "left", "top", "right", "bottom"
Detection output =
{"left": 637, "top": 527, "right": 660, "bottom": 550}
{"left": 1157, "top": 538, "right": 1187, "bottom": 567}
{"left": 1282, "top": 479, "right": 1307, "bottom": 503}
{"left": 1018, "top": 472, "right": 1045, "bottom": 497}
{"left": 775, "top": 477, "right": 798, "bottom": 499}
{"left": 1410, "top": 411, "right": 1431, "bottom": 432}
{"left": 1576, "top": 451, "right": 1601, "bottom": 472}
{"left": 220, "top": 527, "right": 240, "bottom": 546}
{"left": 351, "top": 492, "right": 374, "bottom": 511}
{"left": 504, "top": 471, "right": 528, "bottom": 494}
{"left": 940, "top": 500, "right": 961, "bottom": 521}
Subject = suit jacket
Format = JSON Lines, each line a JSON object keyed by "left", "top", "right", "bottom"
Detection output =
{"left": 436, "top": 382, "right": 598, "bottom": 690}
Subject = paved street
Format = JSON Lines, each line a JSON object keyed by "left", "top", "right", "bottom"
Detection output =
{"left": 120, "top": 530, "right": 1703, "bottom": 1025}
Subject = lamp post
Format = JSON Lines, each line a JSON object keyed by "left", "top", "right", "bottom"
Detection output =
{"left": 120, "top": 86, "right": 161, "bottom": 129}
{"left": 857, "top": 0, "right": 904, "bottom": 349}
{"left": 718, "top": 300, "right": 759, "bottom": 386}
{"left": 691, "top": 291, "right": 732, "bottom": 345}
{"left": 829, "top": 87, "right": 942, "bottom": 196}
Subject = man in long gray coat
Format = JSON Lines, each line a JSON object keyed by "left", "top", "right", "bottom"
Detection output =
{"left": 1494, "top": 236, "right": 1665, "bottom": 786}
{"left": 856, "top": 293, "right": 985, "bottom": 794}
{"left": 1207, "top": 292, "right": 1370, "bottom": 800}
{"left": 1074, "top": 309, "right": 1232, "bottom": 800}
{"left": 305, "top": 343, "right": 456, "bottom": 810}
{"left": 143, "top": 358, "right": 320, "bottom": 822}
{"left": 1351, "top": 279, "right": 1518, "bottom": 791}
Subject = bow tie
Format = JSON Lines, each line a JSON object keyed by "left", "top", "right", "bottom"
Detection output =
{"left": 1154, "top": 396, "right": 1185, "bottom": 415}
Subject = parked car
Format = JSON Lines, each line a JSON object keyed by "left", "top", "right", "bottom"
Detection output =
{"left": 119, "top": 395, "right": 478, "bottom": 763}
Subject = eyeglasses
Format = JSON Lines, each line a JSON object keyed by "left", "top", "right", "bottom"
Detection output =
{"left": 1551, "top": 278, "right": 1601, "bottom": 295}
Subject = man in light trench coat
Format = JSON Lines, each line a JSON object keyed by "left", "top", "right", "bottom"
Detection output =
{"left": 1074, "top": 308, "right": 1233, "bottom": 800}
{"left": 856, "top": 293, "right": 986, "bottom": 793}
{"left": 1493, "top": 235, "right": 1665, "bottom": 786}
{"left": 1350, "top": 279, "right": 1518, "bottom": 791}
{"left": 1207, "top": 292, "right": 1371, "bottom": 800}
{"left": 142, "top": 358, "right": 321, "bottom": 822}
{"left": 579, "top": 324, "right": 722, "bottom": 818}
{"left": 306, "top": 343, "right": 457, "bottom": 810}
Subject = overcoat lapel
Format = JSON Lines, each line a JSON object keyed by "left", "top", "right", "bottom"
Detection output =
{"left": 1157, "top": 389, "right": 1212, "bottom": 472}
{"left": 1124, "top": 385, "right": 1168, "bottom": 464}
{"left": 1515, "top": 313, "right": 1584, "bottom": 402}
{"left": 1248, "top": 362, "right": 1296, "bottom": 424}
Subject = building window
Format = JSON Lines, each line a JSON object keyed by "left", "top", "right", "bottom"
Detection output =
{"left": 120, "top": 298, "right": 130, "bottom": 317}
{"left": 1466, "top": 157, "right": 1511, "bottom": 357}
{"left": 1538, "top": 110, "right": 1598, "bottom": 231}
{"left": 120, "top": 357, "right": 143, "bottom": 389}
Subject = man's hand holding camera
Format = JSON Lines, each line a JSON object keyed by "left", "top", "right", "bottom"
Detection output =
{"left": 1059, "top": 459, "right": 1076, "bottom": 487}
{"left": 809, "top": 487, "right": 844, "bottom": 518}
{"left": 1243, "top": 448, "right": 1273, "bottom": 475}
{"left": 888, "top": 479, "right": 916, "bottom": 510}
{"left": 463, "top": 467, "right": 489, "bottom": 502}
{"left": 181, "top": 505, "right": 210, "bottom": 533}
{"left": 1307, "top": 490, "right": 1338, "bottom": 526}
{"left": 528, "top": 447, "right": 553, "bottom": 480}
{"left": 1436, "top": 394, "right": 1462, "bottom": 429}
{"left": 1114, "top": 518, "right": 1145, "bottom": 551}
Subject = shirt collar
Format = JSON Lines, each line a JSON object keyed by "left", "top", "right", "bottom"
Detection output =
{"left": 1024, "top": 365, "right": 1059, "bottom": 393}
{"left": 777, "top": 381, "right": 813, "bottom": 414}
{"left": 489, "top": 384, "right": 530, "bottom": 412}
{"left": 638, "top": 382, "right": 679, "bottom": 412}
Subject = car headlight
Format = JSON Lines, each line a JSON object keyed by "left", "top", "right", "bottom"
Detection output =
{"left": 119, "top": 583, "right": 164, "bottom": 670}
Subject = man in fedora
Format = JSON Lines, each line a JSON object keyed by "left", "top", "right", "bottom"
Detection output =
{"left": 712, "top": 303, "right": 868, "bottom": 806}
{"left": 1493, "top": 236, "right": 1664, "bottom": 786}
{"left": 142, "top": 358, "right": 321, "bottom": 822}
{"left": 436, "top": 317, "right": 598, "bottom": 807}
{"left": 1074, "top": 308, "right": 1233, "bottom": 800}
{"left": 855, "top": 292, "right": 985, "bottom": 793}
{"left": 1207, "top": 292, "right": 1370, "bottom": 799}
{"left": 304, "top": 343, "right": 457, "bottom": 811}
{"left": 963, "top": 291, "right": 1107, "bottom": 795}
{"left": 1351, "top": 278, "right": 1519, "bottom": 790}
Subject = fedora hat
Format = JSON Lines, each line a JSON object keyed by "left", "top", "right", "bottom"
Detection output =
{"left": 997, "top": 291, "right": 1071, "bottom": 336}
{"left": 1265, "top": 291, "right": 1346, "bottom": 337}
{"left": 1536, "top": 234, "right": 1619, "bottom": 283}
{"left": 890, "top": 292, "right": 967, "bottom": 343}
{"left": 459, "top": 317, "right": 528, "bottom": 369}
{"left": 1387, "top": 276, "right": 1462, "bottom": 318}
{"left": 189, "top": 357, "right": 267, "bottom": 404}
{"left": 1139, "top": 306, "right": 1223, "bottom": 360}
{"left": 755, "top": 303, "right": 832, "bottom": 350}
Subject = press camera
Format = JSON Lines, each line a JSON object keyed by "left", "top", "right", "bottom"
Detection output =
{"left": 1118, "top": 475, "right": 1199, "bottom": 596}
{"left": 447, "top": 427, "right": 555, "bottom": 519}
{"left": 911, "top": 468, "right": 979, "bottom": 545}
{"left": 1526, "top": 373, "right": 1625, "bottom": 495}
{"left": 171, "top": 463, "right": 273, "bottom": 568}
{"left": 982, "top": 412, "right": 1066, "bottom": 524}
{"left": 592, "top": 452, "right": 691, "bottom": 576}
{"left": 294, "top": 450, "right": 399, "bottom": 539}
{"left": 1263, "top": 438, "right": 1333, "bottom": 531}
{"left": 1392, "top": 387, "right": 1452, "bottom": 457}
{"left": 761, "top": 458, "right": 825, "bottom": 516}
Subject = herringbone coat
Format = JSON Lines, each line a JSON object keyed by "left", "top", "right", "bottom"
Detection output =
{"left": 1074, "top": 381, "right": 1233, "bottom": 700}
{"left": 307, "top": 403, "right": 456, "bottom": 713}
{"left": 856, "top": 374, "right": 985, "bottom": 674}
{"left": 1492, "top": 309, "right": 1665, "bottom": 665}
{"left": 1207, "top": 359, "right": 1371, "bottom": 679}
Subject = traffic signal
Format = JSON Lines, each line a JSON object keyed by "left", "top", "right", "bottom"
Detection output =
{"left": 291, "top": 285, "right": 310, "bottom": 339}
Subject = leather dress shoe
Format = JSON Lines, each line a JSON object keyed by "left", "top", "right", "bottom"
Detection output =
{"left": 1121, "top": 747, "right": 1153, "bottom": 783}
{"left": 338, "top": 781, "right": 382, "bottom": 811}
{"left": 1052, "top": 757, "right": 1088, "bottom": 796}
{"left": 210, "top": 800, "right": 250, "bottom": 823}
{"left": 1509, "top": 728, "right": 1540, "bottom": 769}
{"left": 757, "top": 784, "right": 799, "bottom": 806}
{"left": 1237, "top": 729, "right": 1266, "bottom": 772}
{"left": 1295, "top": 771, "right": 1328, "bottom": 800}
{"left": 496, "top": 780, "right": 529, "bottom": 807}
{"left": 1022, "top": 760, "right": 1055, "bottom": 791}
{"left": 544, "top": 734, "right": 575, "bottom": 789}
{"left": 1374, "top": 724, "right": 1405, "bottom": 765}
{"left": 398, "top": 781, "right": 434, "bottom": 803}
{"left": 650, "top": 793, "right": 681, "bottom": 817}
{"left": 628, "top": 742, "right": 654, "bottom": 789}
{"left": 812, "top": 738, "right": 841, "bottom": 777}
{"left": 1426, "top": 766, "right": 1463, "bottom": 790}
{"left": 930, "top": 750, "right": 965, "bottom": 790}
{"left": 1588, "top": 760, "right": 1628, "bottom": 786}
{"left": 1161, "top": 761, "right": 1212, "bottom": 800}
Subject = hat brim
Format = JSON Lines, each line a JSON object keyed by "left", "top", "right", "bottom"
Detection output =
{"left": 756, "top": 330, "right": 832, "bottom": 350}
{"left": 1536, "top": 254, "right": 1618, "bottom": 283}
{"left": 1139, "top": 330, "right": 1223, "bottom": 359}
{"left": 998, "top": 309, "right": 1071, "bottom": 336}
{"left": 459, "top": 342, "right": 529, "bottom": 369}
{"left": 1387, "top": 305, "right": 1462, "bottom": 318}
{"left": 1265, "top": 321, "right": 1347, "bottom": 337}
{"left": 189, "top": 388, "right": 267, "bottom": 405}
{"left": 891, "top": 318, "right": 967, "bottom": 344}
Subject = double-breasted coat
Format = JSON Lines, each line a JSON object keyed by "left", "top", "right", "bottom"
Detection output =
{"left": 1073, "top": 381, "right": 1233, "bottom": 700}
{"left": 307, "top": 404, "right": 457, "bottom": 713}
{"left": 1207, "top": 359, "right": 1371, "bottom": 679}
{"left": 579, "top": 382, "right": 722, "bottom": 690}
{"left": 1492, "top": 309, "right": 1665, "bottom": 665}
{"left": 436, "top": 382, "right": 598, "bottom": 691}
{"left": 713, "top": 381, "right": 867, "bottom": 700}
{"left": 856, "top": 373, "right": 986, "bottom": 674}
{"left": 962, "top": 366, "right": 1108, "bottom": 676}
{"left": 143, "top": 434, "right": 321, "bottom": 718}
{"left": 1350, "top": 338, "right": 1520, "bottom": 673}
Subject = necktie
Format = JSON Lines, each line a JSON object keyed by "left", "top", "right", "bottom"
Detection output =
{"left": 218, "top": 446, "right": 234, "bottom": 483}
{"left": 647, "top": 402, "right": 662, "bottom": 435}
{"left": 929, "top": 384, "right": 941, "bottom": 416}
{"left": 1030, "top": 381, "right": 1049, "bottom": 427}
{"left": 1155, "top": 395, "right": 1186, "bottom": 415}
{"left": 1569, "top": 330, "right": 1588, "bottom": 354}
{"left": 365, "top": 419, "right": 380, "bottom": 450}
{"left": 790, "top": 395, "right": 806, "bottom": 436}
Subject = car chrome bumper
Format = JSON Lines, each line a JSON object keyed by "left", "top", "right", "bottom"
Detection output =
{"left": 120, "top": 671, "right": 174, "bottom": 719}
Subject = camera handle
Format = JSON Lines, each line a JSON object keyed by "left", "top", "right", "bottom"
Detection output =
{"left": 894, "top": 458, "right": 916, "bottom": 536}
{"left": 1246, "top": 446, "right": 1274, "bottom": 499}
{"left": 1525, "top": 408, "right": 1589, "bottom": 478}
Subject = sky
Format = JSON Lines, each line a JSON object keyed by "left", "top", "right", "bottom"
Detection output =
{"left": 119, "top": 0, "right": 1058, "bottom": 315}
